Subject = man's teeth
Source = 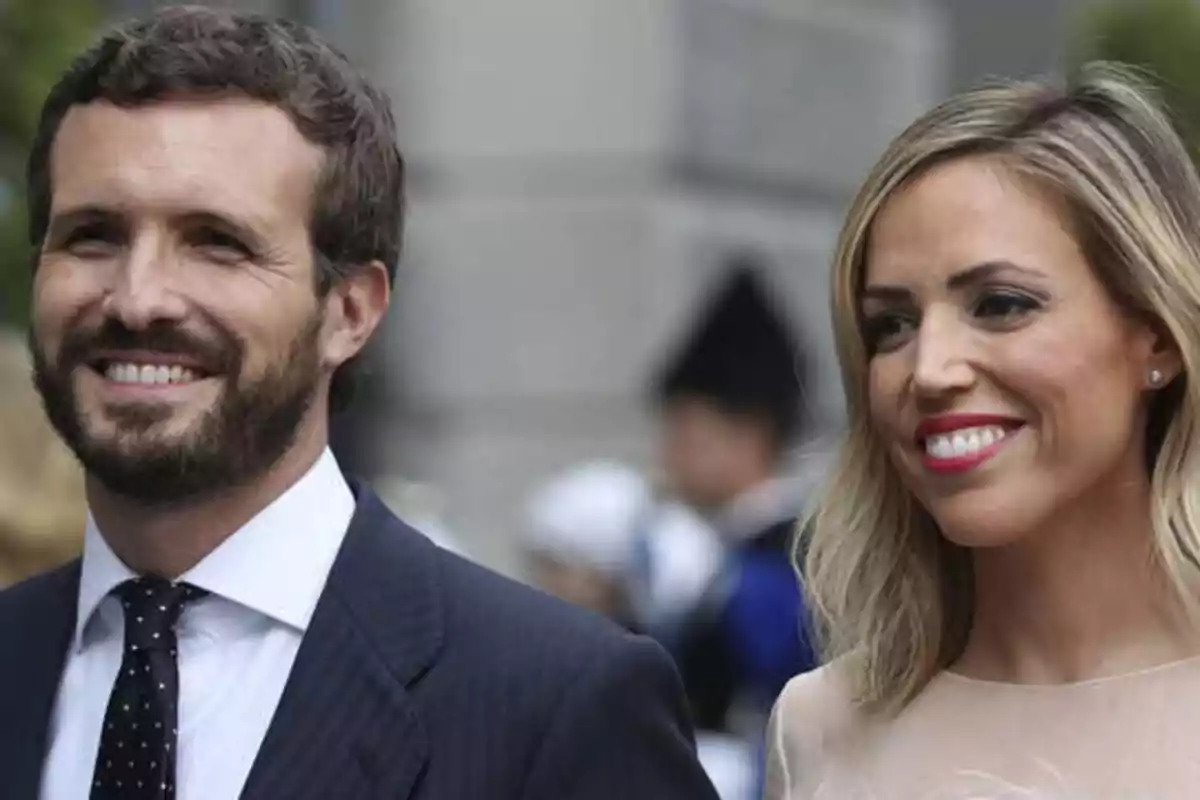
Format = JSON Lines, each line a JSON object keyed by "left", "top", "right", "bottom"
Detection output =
{"left": 104, "top": 363, "right": 199, "bottom": 385}
{"left": 924, "top": 425, "right": 1009, "bottom": 459}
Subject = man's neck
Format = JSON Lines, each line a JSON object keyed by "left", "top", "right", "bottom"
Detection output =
{"left": 86, "top": 425, "right": 329, "bottom": 579}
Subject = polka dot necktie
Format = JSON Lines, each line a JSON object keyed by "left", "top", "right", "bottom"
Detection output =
{"left": 90, "top": 577, "right": 207, "bottom": 800}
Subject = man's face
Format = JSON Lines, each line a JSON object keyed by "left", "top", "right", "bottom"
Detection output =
{"left": 30, "top": 97, "right": 345, "bottom": 506}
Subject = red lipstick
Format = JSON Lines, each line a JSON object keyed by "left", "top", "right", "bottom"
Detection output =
{"left": 915, "top": 414, "right": 1024, "bottom": 475}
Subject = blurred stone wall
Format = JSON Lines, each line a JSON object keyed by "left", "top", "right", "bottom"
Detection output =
{"left": 344, "top": 0, "right": 948, "bottom": 574}
{"left": 96, "top": 0, "right": 1096, "bottom": 576}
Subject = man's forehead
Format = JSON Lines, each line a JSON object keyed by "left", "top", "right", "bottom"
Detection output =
{"left": 49, "top": 98, "right": 322, "bottom": 221}
{"left": 56, "top": 94, "right": 308, "bottom": 140}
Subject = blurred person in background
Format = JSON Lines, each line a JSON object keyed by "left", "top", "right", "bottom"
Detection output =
{"left": 0, "top": 7, "right": 719, "bottom": 800}
{"left": 0, "top": 328, "right": 84, "bottom": 587}
{"left": 522, "top": 459, "right": 722, "bottom": 635}
{"left": 630, "top": 478, "right": 727, "bottom": 649}
{"left": 650, "top": 256, "right": 820, "bottom": 795}
{"left": 523, "top": 460, "right": 649, "bottom": 630}
{"left": 524, "top": 459, "right": 755, "bottom": 799}
{"left": 767, "top": 64, "right": 1200, "bottom": 799}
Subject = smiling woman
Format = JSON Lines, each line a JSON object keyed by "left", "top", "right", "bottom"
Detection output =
{"left": 764, "top": 62, "right": 1200, "bottom": 799}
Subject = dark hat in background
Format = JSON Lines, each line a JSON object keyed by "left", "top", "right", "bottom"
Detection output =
{"left": 651, "top": 252, "right": 808, "bottom": 444}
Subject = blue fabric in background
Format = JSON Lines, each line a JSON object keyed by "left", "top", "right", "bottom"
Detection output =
{"left": 723, "top": 549, "right": 818, "bottom": 709}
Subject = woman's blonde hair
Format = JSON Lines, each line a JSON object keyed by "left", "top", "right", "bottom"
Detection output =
{"left": 805, "top": 62, "right": 1200, "bottom": 715}
{"left": 0, "top": 329, "right": 84, "bottom": 587}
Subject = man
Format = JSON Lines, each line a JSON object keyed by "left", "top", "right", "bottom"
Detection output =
{"left": 650, "top": 257, "right": 820, "bottom": 764}
{"left": 0, "top": 8, "right": 718, "bottom": 800}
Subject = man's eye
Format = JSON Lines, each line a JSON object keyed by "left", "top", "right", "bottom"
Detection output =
{"left": 191, "top": 229, "right": 253, "bottom": 260}
{"left": 62, "top": 223, "right": 123, "bottom": 256}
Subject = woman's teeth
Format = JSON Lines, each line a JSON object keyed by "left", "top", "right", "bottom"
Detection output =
{"left": 104, "top": 363, "right": 198, "bottom": 386}
{"left": 924, "top": 425, "right": 1008, "bottom": 459}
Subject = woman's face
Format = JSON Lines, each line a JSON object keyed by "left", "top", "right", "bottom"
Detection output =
{"left": 860, "top": 155, "right": 1176, "bottom": 546}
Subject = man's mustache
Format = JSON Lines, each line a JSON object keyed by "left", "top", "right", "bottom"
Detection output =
{"left": 56, "top": 319, "right": 240, "bottom": 374}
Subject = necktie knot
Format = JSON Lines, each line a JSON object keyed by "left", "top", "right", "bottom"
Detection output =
{"left": 115, "top": 577, "right": 207, "bottom": 652}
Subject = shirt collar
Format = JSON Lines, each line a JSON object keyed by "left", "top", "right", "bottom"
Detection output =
{"left": 74, "top": 448, "right": 356, "bottom": 650}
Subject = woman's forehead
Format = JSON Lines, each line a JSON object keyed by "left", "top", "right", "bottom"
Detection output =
{"left": 861, "top": 158, "right": 1082, "bottom": 292}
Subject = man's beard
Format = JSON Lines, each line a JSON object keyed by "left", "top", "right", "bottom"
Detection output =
{"left": 29, "top": 314, "right": 323, "bottom": 508}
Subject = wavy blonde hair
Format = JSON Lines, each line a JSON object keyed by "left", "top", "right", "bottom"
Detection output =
{"left": 804, "top": 62, "right": 1200, "bottom": 714}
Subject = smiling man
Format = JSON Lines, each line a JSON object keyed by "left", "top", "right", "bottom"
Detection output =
{"left": 0, "top": 8, "right": 717, "bottom": 800}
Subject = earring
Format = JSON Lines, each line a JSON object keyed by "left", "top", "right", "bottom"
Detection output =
{"left": 1149, "top": 368, "right": 1164, "bottom": 387}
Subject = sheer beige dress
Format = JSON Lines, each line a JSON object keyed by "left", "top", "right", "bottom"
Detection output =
{"left": 764, "top": 657, "right": 1200, "bottom": 799}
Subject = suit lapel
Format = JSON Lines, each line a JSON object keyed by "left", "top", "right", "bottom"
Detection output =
{"left": 0, "top": 563, "right": 80, "bottom": 800}
{"left": 240, "top": 487, "right": 444, "bottom": 800}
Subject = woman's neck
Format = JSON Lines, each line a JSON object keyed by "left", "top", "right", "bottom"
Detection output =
{"left": 955, "top": 476, "right": 1199, "bottom": 685}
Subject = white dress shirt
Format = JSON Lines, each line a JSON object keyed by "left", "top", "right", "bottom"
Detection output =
{"left": 40, "top": 449, "right": 356, "bottom": 800}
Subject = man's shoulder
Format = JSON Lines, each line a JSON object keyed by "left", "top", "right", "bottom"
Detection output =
{"left": 0, "top": 562, "right": 78, "bottom": 612}
{"left": 349, "top": 508, "right": 710, "bottom": 800}
{"left": 0, "top": 561, "right": 79, "bottom": 634}
{"left": 431, "top": 543, "right": 639, "bottom": 665}
{"left": 344, "top": 487, "right": 667, "bottom": 691}
{"left": 350, "top": 486, "right": 638, "bottom": 663}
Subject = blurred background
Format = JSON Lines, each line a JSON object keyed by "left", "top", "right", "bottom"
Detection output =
{"left": 5, "top": 0, "right": 1164, "bottom": 578}
{"left": 4, "top": 0, "right": 1199, "bottom": 796}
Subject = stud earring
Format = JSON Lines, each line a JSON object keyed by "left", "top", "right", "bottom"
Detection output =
{"left": 1149, "top": 368, "right": 1164, "bottom": 387}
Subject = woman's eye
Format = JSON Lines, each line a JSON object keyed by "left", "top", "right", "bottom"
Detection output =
{"left": 862, "top": 313, "right": 917, "bottom": 355}
{"left": 972, "top": 290, "right": 1041, "bottom": 321}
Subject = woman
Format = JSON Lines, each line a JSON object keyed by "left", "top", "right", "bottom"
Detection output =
{"left": 765, "top": 63, "right": 1200, "bottom": 798}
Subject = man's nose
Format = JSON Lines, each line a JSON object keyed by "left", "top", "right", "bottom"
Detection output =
{"left": 100, "top": 241, "right": 188, "bottom": 330}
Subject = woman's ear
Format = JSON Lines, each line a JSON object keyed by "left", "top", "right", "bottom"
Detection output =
{"left": 1142, "top": 317, "right": 1183, "bottom": 390}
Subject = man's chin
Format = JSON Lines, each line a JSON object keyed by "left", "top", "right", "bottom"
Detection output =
{"left": 69, "top": 409, "right": 210, "bottom": 458}
{"left": 78, "top": 389, "right": 217, "bottom": 430}
{"left": 74, "top": 435, "right": 226, "bottom": 506}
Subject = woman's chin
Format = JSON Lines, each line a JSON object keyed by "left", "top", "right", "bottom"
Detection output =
{"left": 926, "top": 494, "right": 1046, "bottom": 550}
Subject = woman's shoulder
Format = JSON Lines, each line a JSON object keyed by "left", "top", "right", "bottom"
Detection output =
{"left": 765, "top": 662, "right": 871, "bottom": 798}
{"left": 772, "top": 662, "right": 864, "bottom": 750}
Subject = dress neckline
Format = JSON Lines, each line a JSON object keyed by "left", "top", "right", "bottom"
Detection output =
{"left": 939, "top": 651, "right": 1200, "bottom": 690}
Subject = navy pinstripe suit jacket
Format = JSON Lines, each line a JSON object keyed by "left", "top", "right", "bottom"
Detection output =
{"left": 0, "top": 484, "right": 719, "bottom": 799}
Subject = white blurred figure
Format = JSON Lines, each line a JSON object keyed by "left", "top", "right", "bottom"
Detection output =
{"left": 524, "top": 459, "right": 725, "bottom": 631}
{"left": 522, "top": 460, "right": 650, "bottom": 630}
{"left": 523, "top": 460, "right": 751, "bottom": 800}
{"left": 627, "top": 490, "right": 722, "bottom": 646}
{"left": 694, "top": 734, "right": 759, "bottom": 800}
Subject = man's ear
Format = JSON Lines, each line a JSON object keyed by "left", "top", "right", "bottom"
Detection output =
{"left": 320, "top": 261, "right": 391, "bottom": 371}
